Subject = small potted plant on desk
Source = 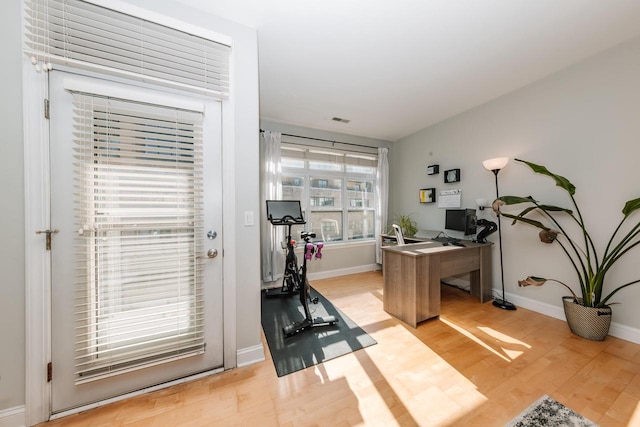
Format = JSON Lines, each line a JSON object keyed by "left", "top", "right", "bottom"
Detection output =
{"left": 494, "top": 159, "right": 640, "bottom": 341}
{"left": 391, "top": 213, "right": 418, "bottom": 238}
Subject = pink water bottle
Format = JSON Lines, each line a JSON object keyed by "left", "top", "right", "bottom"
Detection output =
{"left": 315, "top": 242, "right": 324, "bottom": 259}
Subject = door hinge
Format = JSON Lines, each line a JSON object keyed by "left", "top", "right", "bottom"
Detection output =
{"left": 44, "top": 98, "right": 50, "bottom": 119}
{"left": 47, "top": 362, "right": 52, "bottom": 382}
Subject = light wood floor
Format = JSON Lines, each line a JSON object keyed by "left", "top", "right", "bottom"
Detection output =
{"left": 40, "top": 271, "right": 640, "bottom": 426}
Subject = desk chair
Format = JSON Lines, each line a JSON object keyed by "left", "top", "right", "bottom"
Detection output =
{"left": 392, "top": 223, "right": 405, "bottom": 245}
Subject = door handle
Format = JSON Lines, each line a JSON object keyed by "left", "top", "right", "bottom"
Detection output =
{"left": 197, "top": 249, "right": 219, "bottom": 260}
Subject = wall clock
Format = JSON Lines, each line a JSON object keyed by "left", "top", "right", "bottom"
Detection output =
{"left": 444, "top": 168, "right": 460, "bottom": 183}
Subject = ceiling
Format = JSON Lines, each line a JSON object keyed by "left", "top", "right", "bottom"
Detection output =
{"left": 175, "top": 0, "right": 640, "bottom": 141}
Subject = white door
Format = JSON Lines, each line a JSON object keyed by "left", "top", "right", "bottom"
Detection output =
{"left": 49, "top": 71, "right": 224, "bottom": 413}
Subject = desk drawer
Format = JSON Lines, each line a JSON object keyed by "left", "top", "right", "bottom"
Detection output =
{"left": 440, "top": 249, "right": 480, "bottom": 277}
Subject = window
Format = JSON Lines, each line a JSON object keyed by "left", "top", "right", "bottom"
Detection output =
{"left": 25, "top": 0, "right": 230, "bottom": 98}
{"left": 281, "top": 143, "right": 377, "bottom": 243}
{"left": 73, "top": 93, "right": 205, "bottom": 381}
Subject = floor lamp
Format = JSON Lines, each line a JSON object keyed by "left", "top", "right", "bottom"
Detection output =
{"left": 482, "top": 157, "right": 516, "bottom": 311}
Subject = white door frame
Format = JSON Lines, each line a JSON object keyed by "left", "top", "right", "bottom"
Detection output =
{"left": 22, "top": 62, "right": 238, "bottom": 425}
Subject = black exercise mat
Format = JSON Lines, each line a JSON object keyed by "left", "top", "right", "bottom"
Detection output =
{"left": 261, "top": 286, "right": 377, "bottom": 377}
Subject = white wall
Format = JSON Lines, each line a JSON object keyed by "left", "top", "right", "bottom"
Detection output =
{"left": 0, "top": 0, "right": 25, "bottom": 414}
{"left": 391, "top": 36, "right": 640, "bottom": 331}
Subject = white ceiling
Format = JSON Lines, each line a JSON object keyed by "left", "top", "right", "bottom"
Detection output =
{"left": 176, "top": 0, "right": 640, "bottom": 141}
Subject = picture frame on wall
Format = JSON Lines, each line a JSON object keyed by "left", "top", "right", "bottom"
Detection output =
{"left": 419, "top": 188, "right": 436, "bottom": 203}
{"left": 427, "top": 164, "right": 439, "bottom": 175}
{"left": 444, "top": 168, "right": 460, "bottom": 183}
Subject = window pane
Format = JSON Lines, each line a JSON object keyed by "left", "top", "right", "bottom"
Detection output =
{"left": 282, "top": 158, "right": 304, "bottom": 168}
{"left": 73, "top": 94, "right": 204, "bottom": 381}
{"left": 346, "top": 179, "right": 374, "bottom": 208}
{"left": 310, "top": 211, "right": 343, "bottom": 242}
{"left": 346, "top": 164, "right": 376, "bottom": 174}
{"left": 281, "top": 176, "right": 305, "bottom": 240}
{"left": 282, "top": 176, "right": 304, "bottom": 201}
{"left": 348, "top": 210, "right": 375, "bottom": 240}
{"left": 309, "top": 161, "right": 343, "bottom": 172}
{"left": 310, "top": 178, "right": 342, "bottom": 210}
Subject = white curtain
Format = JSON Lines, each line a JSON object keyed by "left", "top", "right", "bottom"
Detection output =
{"left": 260, "top": 131, "right": 285, "bottom": 285}
{"left": 375, "top": 147, "right": 389, "bottom": 264}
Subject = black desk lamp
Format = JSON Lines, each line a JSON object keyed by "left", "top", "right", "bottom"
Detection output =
{"left": 482, "top": 157, "right": 516, "bottom": 311}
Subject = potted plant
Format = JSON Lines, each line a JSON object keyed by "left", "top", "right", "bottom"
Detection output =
{"left": 390, "top": 213, "right": 418, "bottom": 237}
{"left": 494, "top": 159, "right": 640, "bottom": 340}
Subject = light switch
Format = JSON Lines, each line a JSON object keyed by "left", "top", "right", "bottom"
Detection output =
{"left": 244, "top": 211, "right": 254, "bottom": 226}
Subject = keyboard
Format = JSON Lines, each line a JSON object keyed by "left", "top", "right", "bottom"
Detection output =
{"left": 431, "top": 236, "right": 460, "bottom": 243}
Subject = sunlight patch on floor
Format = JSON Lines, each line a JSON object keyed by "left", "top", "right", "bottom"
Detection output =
{"left": 628, "top": 401, "right": 640, "bottom": 425}
{"left": 315, "top": 323, "right": 489, "bottom": 426}
{"left": 477, "top": 325, "right": 531, "bottom": 360}
{"left": 441, "top": 318, "right": 520, "bottom": 362}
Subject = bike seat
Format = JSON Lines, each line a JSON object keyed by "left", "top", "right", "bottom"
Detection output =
{"left": 300, "top": 231, "right": 316, "bottom": 240}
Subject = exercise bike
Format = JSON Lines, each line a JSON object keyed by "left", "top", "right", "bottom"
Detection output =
{"left": 266, "top": 200, "right": 338, "bottom": 337}
{"left": 265, "top": 201, "right": 304, "bottom": 297}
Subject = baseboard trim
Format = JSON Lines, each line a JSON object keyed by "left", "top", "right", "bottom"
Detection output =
{"left": 502, "top": 289, "right": 640, "bottom": 344}
{"left": 236, "top": 344, "right": 265, "bottom": 368}
{"left": 0, "top": 406, "right": 25, "bottom": 427}
{"left": 307, "top": 264, "right": 380, "bottom": 281}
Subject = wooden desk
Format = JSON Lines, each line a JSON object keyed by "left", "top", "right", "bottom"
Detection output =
{"left": 380, "top": 233, "right": 433, "bottom": 245}
{"left": 382, "top": 241, "right": 492, "bottom": 327}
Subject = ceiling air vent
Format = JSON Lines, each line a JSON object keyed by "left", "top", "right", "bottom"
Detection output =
{"left": 331, "top": 117, "right": 351, "bottom": 124}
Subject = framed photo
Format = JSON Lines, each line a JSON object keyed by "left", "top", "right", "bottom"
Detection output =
{"left": 419, "top": 188, "right": 436, "bottom": 203}
{"left": 444, "top": 168, "right": 460, "bottom": 183}
{"left": 427, "top": 164, "right": 439, "bottom": 175}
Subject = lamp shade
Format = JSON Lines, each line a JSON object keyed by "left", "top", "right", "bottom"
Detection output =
{"left": 482, "top": 157, "right": 509, "bottom": 171}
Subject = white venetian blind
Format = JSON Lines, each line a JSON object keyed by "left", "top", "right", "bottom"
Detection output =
{"left": 281, "top": 143, "right": 378, "bottom": 167}
{"left": 25, "top": 0, "right": 230, "bottom": 98}
{"left": 73, "top": 92, "right": 205, "bottom": 382}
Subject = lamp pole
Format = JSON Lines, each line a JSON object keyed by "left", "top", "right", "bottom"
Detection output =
{"left": 492, "top": 168, "right": 516, "bottom": 310}
{"left": 482, "top": 157, "right": 516, "bottom": 311}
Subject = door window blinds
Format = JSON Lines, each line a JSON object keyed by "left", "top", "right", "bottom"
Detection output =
{"left": 25, "top": 0, "right": 230, "bottom": 98}
{"left": 73, "top": 92, "right": 205, "bottom": 382}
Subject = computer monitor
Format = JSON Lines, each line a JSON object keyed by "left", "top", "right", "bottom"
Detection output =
{"left": 445, "top": 209, "right": 477, "bottom": 235}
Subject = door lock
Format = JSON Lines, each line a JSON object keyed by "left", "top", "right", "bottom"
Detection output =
{"left": 36, "top": 229, "right": 59, "bottom": 250}
{"left": 207, "top": 249, "right": 218, "bottom": 258}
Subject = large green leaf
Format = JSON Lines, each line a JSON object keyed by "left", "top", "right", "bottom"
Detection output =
{"left": 517, "top": 206, "right": 539, "bottom": 217}
{"left": 538, "top": 204, "right": 573, "bottom": 214}
{"left": 499, "top": 195, "right": 535, "bottom": 205}
{"left": 623, "top": 198, "right": 640, "bottom": 217}
{"left": 515, "top": 159, "right": 576, "bottom": 195}
{"left": 498, "top": 197, "right": 573, "bottom": 215}
{"left": 501, "top": 212, "right": 549, "bottom": 230}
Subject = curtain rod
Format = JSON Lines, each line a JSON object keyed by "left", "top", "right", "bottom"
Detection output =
{"left": 260, "top": 129, "right": 378, "bottom": 150}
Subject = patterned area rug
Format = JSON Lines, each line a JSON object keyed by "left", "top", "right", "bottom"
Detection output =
{"left": 506, "top": 395, "right": 598, "bottom": 427}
